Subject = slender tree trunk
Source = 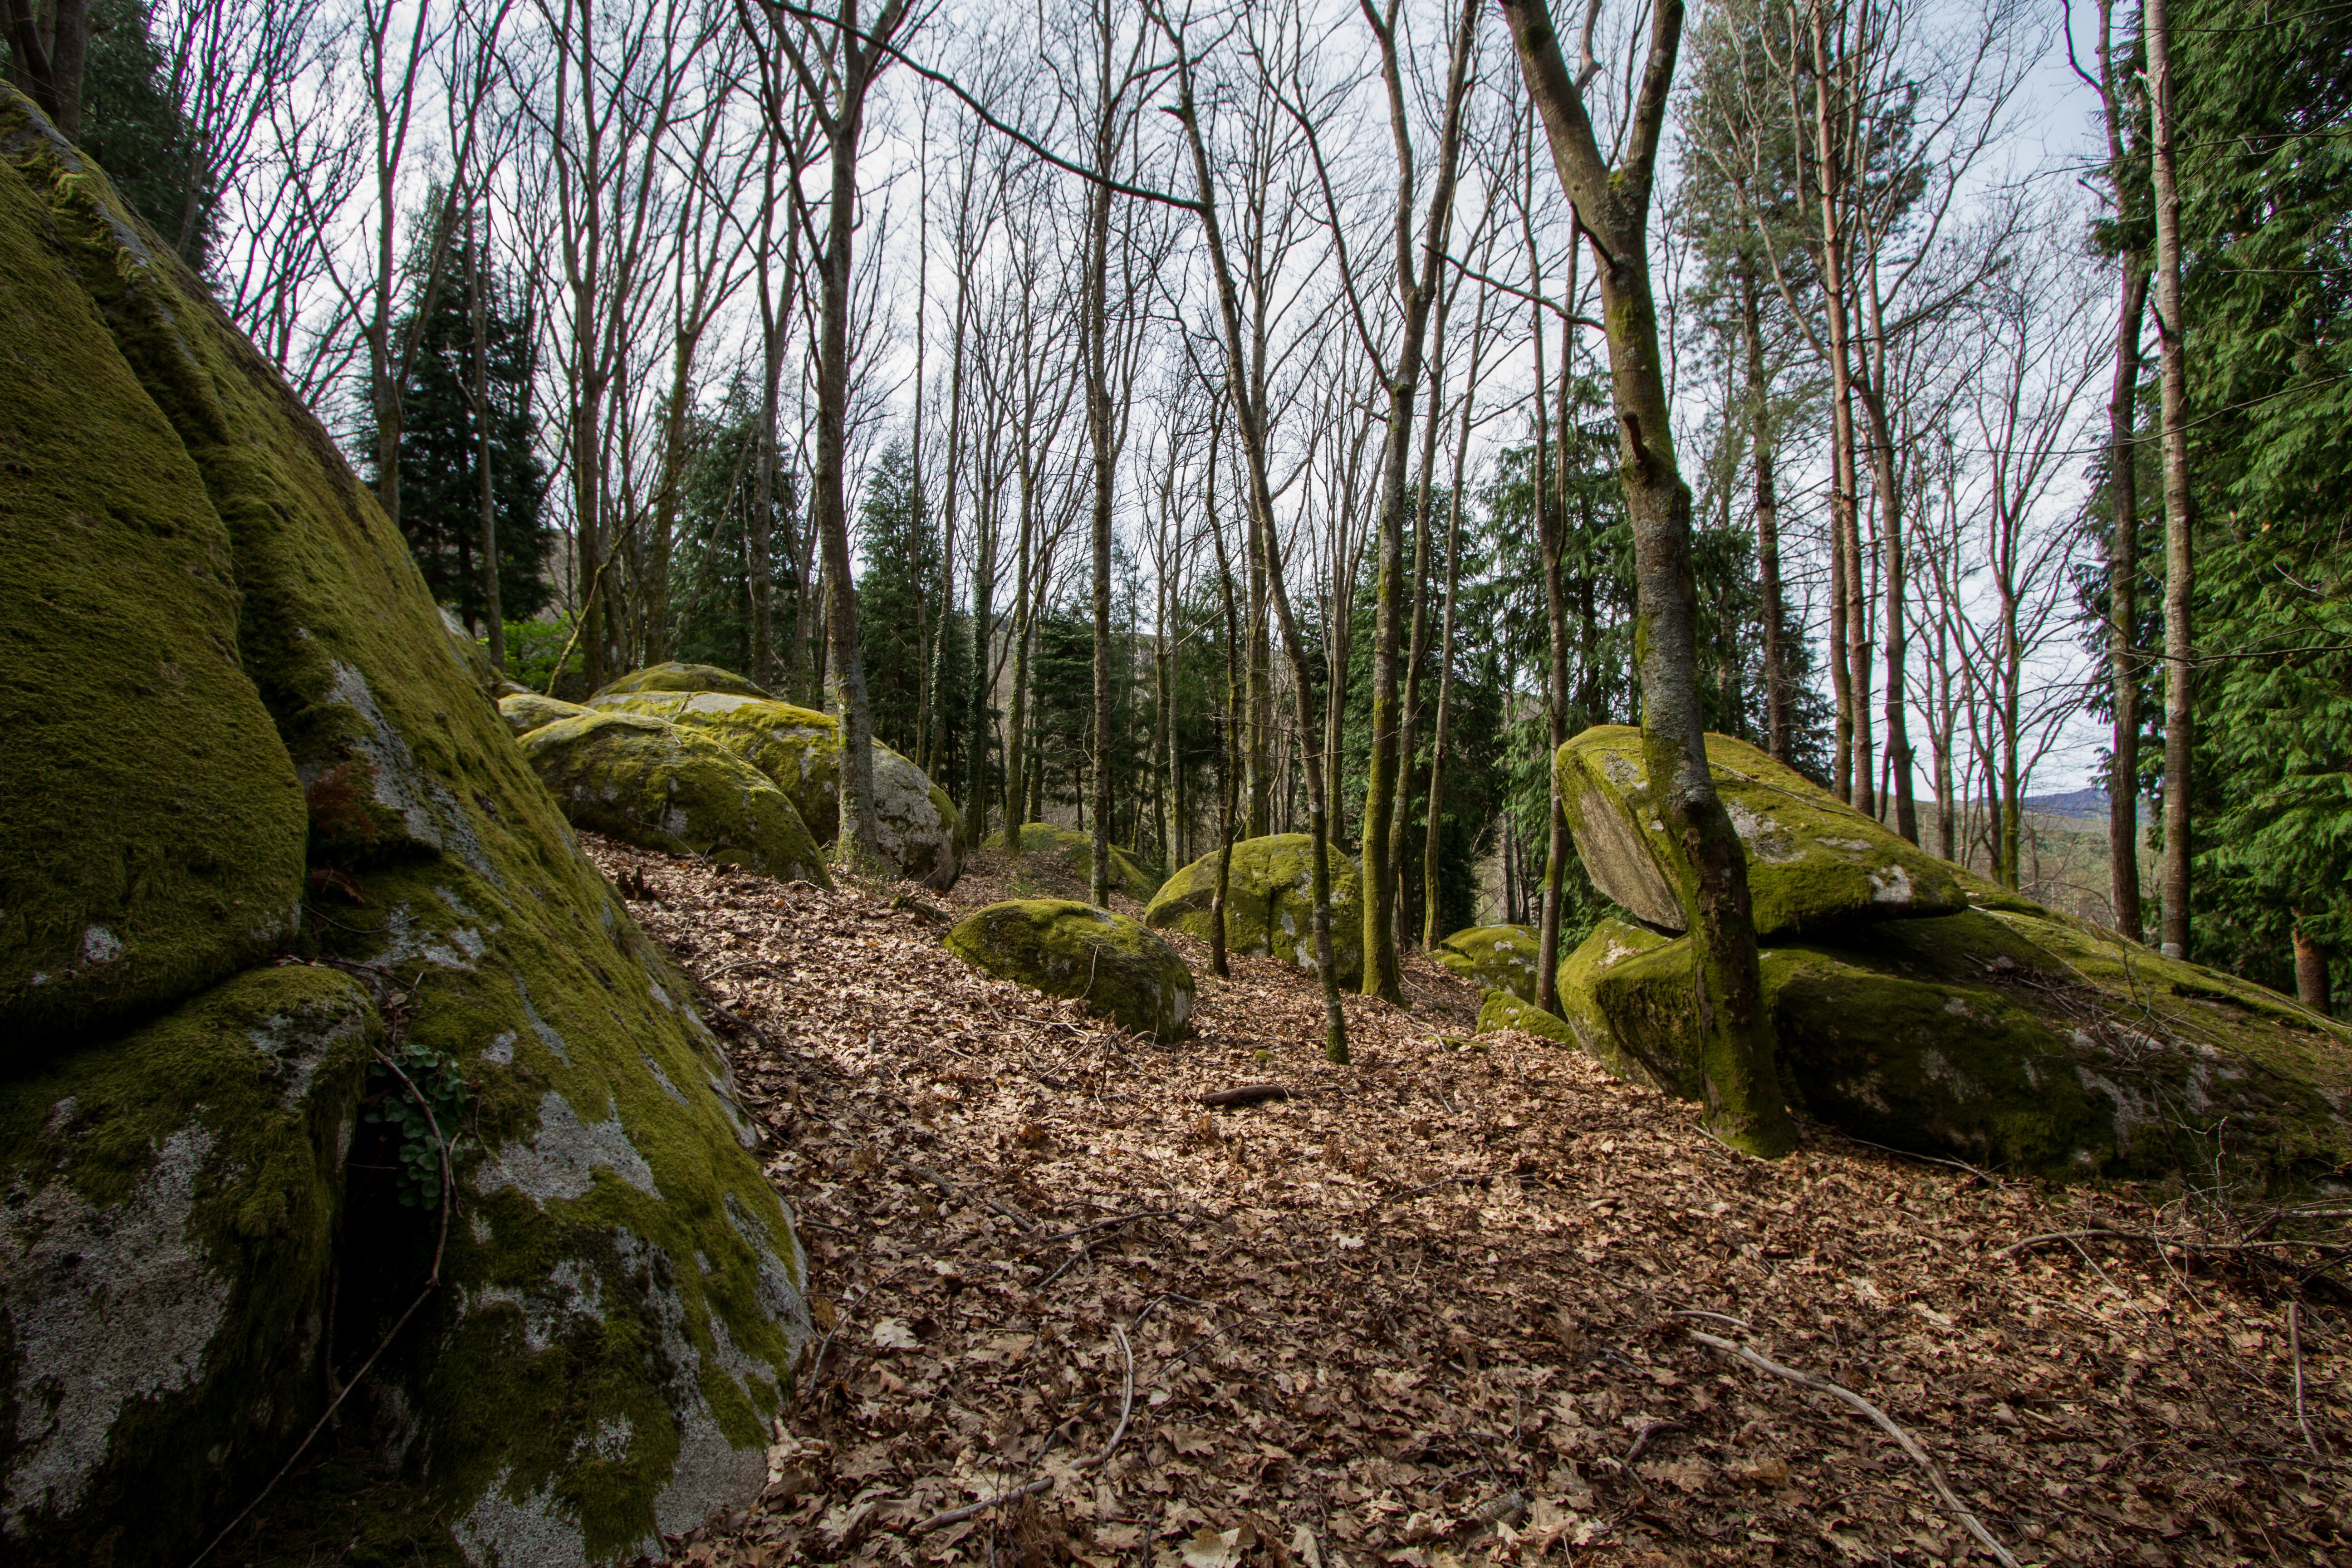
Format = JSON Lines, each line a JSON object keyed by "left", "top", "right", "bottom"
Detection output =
{"left": 1501, "top": 0, "right": 1792, "bottom": 1155}
{"left": 1738, "top": 255, "right": 1788, "bottom": 760}
{"left": 1084, "top": 150, "right": 1116, "bottom": 905}
{"left": 1420, "top": 356, "right": 1477, "bottom": 945}
{"left": 471, "top": 202, "right": 503, "bottom": 675}
{"left": 1810, "top": 10, "right": 1858, "bottom": 804}
{"left": 2294, "top": 922, "right": 2330, "bottom": 1014}
{"left": 5, "top": 0, "right": 91, "bottom": 138}
{"left": 2147, "top": 0, "right": 2194, "bottom": 960}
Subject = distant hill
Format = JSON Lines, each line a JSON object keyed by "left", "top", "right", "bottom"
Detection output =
{"left": 2022, "top": 788, "right": 2112, "bottom": 822}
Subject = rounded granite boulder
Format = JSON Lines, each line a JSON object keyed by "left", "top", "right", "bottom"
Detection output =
{"left": 1142, "top": 834, "right": 1363, "bottom": 985}
{"left": 1433, "top": 925, "right": 1543, "bottom": 1002}
{"left": 593, "top": 662, "right": 772, "bottom": 701}
{"left": 587, "top": 691, "right": 960, "bottom": 889}
{"left": 1556, "top": 725, "right": 1966, "bottom": 939}
{"left": 517, "top": 711, "right": 832, "bottom": 887}
{"left": 945, "top": 899, "right": 1193, "bottom": 1042}
{"left": 497, "top": 690, "right": 590, "bottom": 737}
{"left": 1015, "top": 822, "right": 1159, "bottom": 901}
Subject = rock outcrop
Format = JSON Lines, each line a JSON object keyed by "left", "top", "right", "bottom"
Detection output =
{"left": 594, "top": 661, "right": 773, "bottom": 700}
{"left": 1015, "top": 822, "right": 1160, "bottom": 902}
{"left": 1143, "top": 835, "right": 1364, "bottom": 985}
{"left": 589, "top": 686, "right": 960, "bottom": 889}
{"left": 497, "top": 690, "right": 589, "bottom": 736}
{"left": 1558, "top": 726, "right": 1965, "bottom": 937}
{"left": 1553, "top": 725, "right": 2352, "bottom": 1182}
{"left": 945, "top": 900, "right": 1193, "bottom": 1043}
{"left": 1433, "top": 925, "right": 1543, "bottom": 1002}
{"left": 518, "top": 710, "right": 832, "bottom": 886}
{"left": 0, "top": 90, "right": 808, "bottom": 1567}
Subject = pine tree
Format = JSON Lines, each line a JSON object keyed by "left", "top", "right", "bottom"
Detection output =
{"left": 361, "top": 223, "right": 553, "bottom": 633}
{"left": 76, "top": 0, "right": 214, "bottom": 266}
{"left": 854, "top": 441, "right": 937, "bottom": 755}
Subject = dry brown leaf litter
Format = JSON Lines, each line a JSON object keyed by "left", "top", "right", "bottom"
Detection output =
{"left": 580, "top": 836, "right": 2352, "bottom": 1568}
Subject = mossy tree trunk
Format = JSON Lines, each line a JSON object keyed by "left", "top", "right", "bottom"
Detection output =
{"left": 1167, "top": 34, "right": 1347, "bottom": 1061}
{"left": 1499, "top": 0, "right": 1793, "bottom": 1155}
{"left": 2148, "top": 0, "right": 2196, "bottom": 961}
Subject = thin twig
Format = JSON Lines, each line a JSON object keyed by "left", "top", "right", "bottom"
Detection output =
{"left": 2290, "top": 1303, "right": 2330, "bottom": 1459}
{"left": 911, "top": 1325, "right": 1135, "bottom": 1534}
{"left": 1690, "top": 1331, "right": 2022, "bottom": 1568}
{"left": 911, "top": 1476, "right": 1054, "bottom": 1532}
{"left": 1032, "top": 1208, "right": 1179, "bottom": 1246}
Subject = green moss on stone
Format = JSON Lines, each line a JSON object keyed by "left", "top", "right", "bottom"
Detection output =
{"left": 1476, "top": 988, "right": 1577, "bottom": 1046}
{"left": 0, "top": 965, "right": 375, "bottom": 1565}
{"left": 497, "top": 691, "right": 589, "bottom": 737}
{"left": 518, "top": 711, "right": 832, "bottom": 887}
{"left": 944, "top": 898, "right": 1193, "bottom": 1042}
{"left": 1014, "top": 823, "right": 1158, "bottom": 901}
{"left": 594, "top": 662, "right": 771, "bottom": 700}
{"left": 1434, "top": 925, "right": 1543, "bottom": 1001}
{"left": 1142, "top": 834, "right": 1363, "bottom": 985}
{"left": 0, "top": 154, "right": 306, "bottom": 1061}
{"left": 1556, "top": 725, "right": 1966, "bottom": 939}
{"left": 0, "top": 88, "right": 812, "bottom": 1564}
{"left": 587, "top": 692, "right": 960, "bottom": 888}
{"left": 1554, "top": 918, "right": 1674, "bottom": 1087}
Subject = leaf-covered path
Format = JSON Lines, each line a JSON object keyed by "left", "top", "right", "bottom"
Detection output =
{"left": 584, "top": 838, "right": 2352, "bottom": 1568}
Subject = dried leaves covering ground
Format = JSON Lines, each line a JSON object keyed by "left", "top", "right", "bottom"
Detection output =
{"left": 583, "top": 836, "right": 2352, "bottom": 1568}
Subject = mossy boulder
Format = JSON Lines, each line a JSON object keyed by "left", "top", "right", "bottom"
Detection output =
{"left": 1555, "top": 899, "right": 2352, "bottom": 1183}
{"left": 496, "top": 690, "right": 589, "bottom": 737}
{"left": 1143, "top": 834, "right": 1364, "bottom": 984}
{"left": 0, "top": 154, "right": 307, "bottom": 1061}
{"left": 0, "top": 966, "right": 372, "bottom": 1554}
{"left": 1434, "top": 925, "right": 1544, "bottom": 1001}
{"left": 945, "top": 900, "right": 1193, "bottom": 1042}
{"left": 593, "top": 662, "right": 771, "bottom": 701}
{"left": 1557, "top": 725, "right": 1966, "bottom": 938}
{"left": 1, "top": 90, "right": 810, "bottom": 1566}
{"left": 1476, "top": 988, "right": 1577, "bottom": 1045}
{"left": 1015, "top": 822, "right": 1159, "bottom": 900}
{"left": 587, "top": 691, "right": 961, "bottom": 889}
{"left": 518, "top": 711, "right": 832, "bottom": 887}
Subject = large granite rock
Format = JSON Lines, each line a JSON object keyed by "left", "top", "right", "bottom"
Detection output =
{"left": 497, "top": 690, "right": 590, "bottom": 736}
{"left": 1557, "top": 725, "right": 1966, "bottom": 937}
{"left": 1556, "top": 906, "right": 2352, "bottom": 1183}
{"left": 1434, "top": 925, "right": 1544, "bottom": 1002}
{"left": 590, "top": 688, "right": 960, "bottom": 889}
{"left": 1143, "top": 834, "right": 1364, "bottom": 985}
{"left": 517, "top": 711, "right": 833, "bottom": 887}
{"left": 593, "top": 661, "right": 772, "bottom": 700}
{"left": 945, "top": 899, "right": 1193, "bottom": 1043}
{"left": 1016, "top": 822, "right": 1160, "bottom": 901}
{"left": 0, "top": 91, "right": 808, "bottom": 1567}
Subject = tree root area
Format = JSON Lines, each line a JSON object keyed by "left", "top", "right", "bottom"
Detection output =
{"left": 586, "top": 838, "right": 2352, "bottom": 1568}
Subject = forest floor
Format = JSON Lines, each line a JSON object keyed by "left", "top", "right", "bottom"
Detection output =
{"left": 583, "top": 835, "right": 2352, "bottom": 1568}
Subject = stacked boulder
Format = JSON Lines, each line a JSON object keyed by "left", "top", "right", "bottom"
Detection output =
{"left": 945, "top": 901, "right": 1193, "bottom": 1043}
{"left": 569, "top": 680, "right": 960, "bottom": 890}
{"left": 1553, "top": 726, "right": 2352, "bottom": 1182}
{"left": 0, "top": 92, "right": 806, "bottom": 1567}
{"left": 1144, "top": 834, "right": 1364, "bottom": 984}
{"left": 1013, "top": 822, "right": 1160, "bottom": 902}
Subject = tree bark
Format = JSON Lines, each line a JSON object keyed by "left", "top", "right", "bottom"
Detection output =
{"left": 2294, "top": 922, "right": 2330, "bottom": 1014}
{"left": 2146, "top": 0, "right": 2194, "bottom": 960}
{"left": 5, "top": 0, "right": 89, "bottom": 140}
{"left": 1499, "top": 0, "right": 1793, "bottom": 1155}
{"left": 1737, "top": 254, "right": 1789, "bottom": 761}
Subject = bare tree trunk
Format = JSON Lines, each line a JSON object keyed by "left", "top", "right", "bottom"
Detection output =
{"left": 5, "top": 0, "right": 90, "bottom": 139}
{"left": 1737, "top": 254, "right": 1788, "bottom": 761}
{"left": 1808, "top": 7, "right": 1859, "bottom": 805}
{"left": 1500, "top": 0, "right": 1792, "bottom": 1155}
{"left": 471, "top": 199, "right": 502, "bottom": 673}
{"left": 1421, "top": 306, "right": 1484, "bottom": 945}
{"left": 2295, "top": 922, "right": 2330, "bottom": 1014}
{"left": 2147, "top": 0, "right": 2194, "bottom": 960}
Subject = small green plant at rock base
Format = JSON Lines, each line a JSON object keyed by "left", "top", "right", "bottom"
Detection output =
{"left": 364, "top": 1041, "right": 471, "bottom": 1208}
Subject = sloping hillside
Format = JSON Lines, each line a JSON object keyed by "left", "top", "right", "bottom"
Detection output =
{"left": 590, "top": 838, "right": 2351, "bottom": 1568}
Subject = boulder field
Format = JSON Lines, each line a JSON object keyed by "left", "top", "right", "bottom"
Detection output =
{"left": 1144, "top": 834, "right": 1365, "bottom": 985}
{"left": 1544, "top": 726, "right": 2352, "bottom": 1185}
{"left": 0, "top": 90, "right": 807, "bottom": 1567}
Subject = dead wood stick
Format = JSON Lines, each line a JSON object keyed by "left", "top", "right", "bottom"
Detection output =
{"left": 1081, "top": 1325, "right": 1136, "bottom": 1470}
{"left": 1622, "top": 1419, "right": 1683, "bottom": 1466}
{"left": 1033, "top": 1208, "right": 1179, "bottom": 1247}
{"left": 2291, "top": 1303, "right": 2329, "bottom": 1459}
{"left": 704, "top": 958, "right": 783, "bottom": 982}
{"left": 1199, "top": 1083, "right": 1289, "bottom": 1108}
{"left": 905, "top": 1162, "right": 1037, "bottom": 1232}
{"left": 1995, "top": 1227, "right": 2346, "bottom": 1259}
{"left": 697, "top": 993, "right": 778, "bottom": 1053}
{"left": 911, "top": 1476, "right": 1054, "bottom": 1532}
{"left": 1690, "top": 1331, "right": 2020, "bottom": 1568}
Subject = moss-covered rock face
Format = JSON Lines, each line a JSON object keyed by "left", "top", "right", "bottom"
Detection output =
{"left": 0, "top": 966, "right": 372, "bottom": 1555}
{"left": 1557, "top": 725, "right": 1966, "bottom": 938}
{"left": 1143, "top": 835, "right": 1364, "bottom": 985}
{"left": 586, "top": 692, "right": 960, "bottom": 889}
{"left": 0, "top": 155, "right": 307, "bottom": 1061}
{"left": 1476, "top": 988, "right": 1577, "bottom": 1046}
{"left": 593, "top": 662, "right": 771, "bottom": 701}
{"left": 517, "top": 711, "right": 833, "bottom": 887}
{"left": 0, "top": 90, "right": 809, "bottom": 1566}
{"left": 1553, "top": 897, "right": 2352, "bottom": 1183}
{"left": 945, "top": 899, "right": 1193, "bottom": 1042}
{"left": 1434, "top": 926, "right": 1543, "bottom": 1002}
{"left": 1015, "top": 823, "right": 1159, "bottom": 901}
{"left": 497, "top": 691, "right": 589, "bottom": 737}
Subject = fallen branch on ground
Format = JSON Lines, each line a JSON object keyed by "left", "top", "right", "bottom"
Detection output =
{"left": 912, "top": 1325, "right": 1134, "bottom": 1533}
{"left": 1199, "top": 1083, "right": 1289, "bottom": 1107}
{"left": 1690, "top": 1330, "right": 2022, "bottom": 1568}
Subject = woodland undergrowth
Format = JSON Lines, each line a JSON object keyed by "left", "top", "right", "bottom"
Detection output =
{"left": 579, "top": 837, "right": 2352, "bottom": 1568}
